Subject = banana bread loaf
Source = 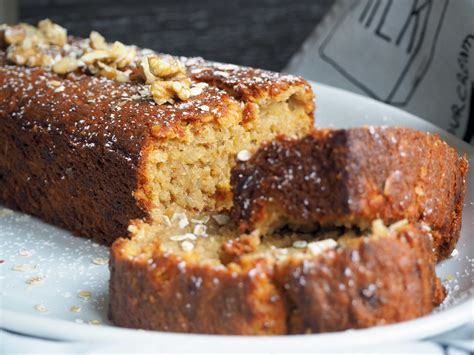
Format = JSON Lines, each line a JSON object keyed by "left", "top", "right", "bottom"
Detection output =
{"left": 0, "top": 21, "right": 314, "bottom": 244}
{"left": 231, "top": 128, "right": 469, "bottom": 260}
{"left": 110, "top": 216, "right": 444, "bottom": 334}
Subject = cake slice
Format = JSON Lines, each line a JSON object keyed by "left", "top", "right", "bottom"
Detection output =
{"left": 110, "top": 215, "right": 444, "bottom": 334}
{"left": 231, "top": 128, "right": 469, "bottom": 260}
{"left": 0, "top": 21, "right": 314, "bottom": 244}
{"left": 109, "top": 127, "right": 455, "bottom": 334}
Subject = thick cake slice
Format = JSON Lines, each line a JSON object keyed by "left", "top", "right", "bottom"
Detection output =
{"left": 231, "top": 128, "right": 469, "bottom": 260}
{"left": 110, "top": 216, "right": 444, "bottom": 334}
{"left": 109, "top": 127, "right": 453, "bottom": 335}
{"left": 0, "top": 21, "right": 314, "bottom": 244}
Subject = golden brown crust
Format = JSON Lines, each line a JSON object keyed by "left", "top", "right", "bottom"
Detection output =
{"left": 109, "top": 240, "right": 287, "bottom": 335}
{"left": 109, "top": 224, "right": 444, "bottom": 334}
{"left": 231, "top": 128, "right": 469, "bottom": 260}
{"left": 0, "top": 38, "right": 313, "bottom": 244}
{"left": 184, "top": 58, "right": 315, "bottom": 112}
{"left": 277, "top": 226, "right": 445, "bottom": 333}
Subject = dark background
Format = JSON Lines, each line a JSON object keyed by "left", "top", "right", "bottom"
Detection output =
{"left": 18, "top": 0, "right": 335, "bottom": 71}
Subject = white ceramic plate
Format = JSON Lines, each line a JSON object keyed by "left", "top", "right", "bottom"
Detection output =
{"left": 1, "top": 82, "right": 473, "bottom": 352}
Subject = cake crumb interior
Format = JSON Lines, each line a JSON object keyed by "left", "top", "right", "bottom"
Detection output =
{"left": 142, "top": 95, "right": 311, "bottom": 217}
{"left": 123, "top": 209, "right": 408, "bottom": 271}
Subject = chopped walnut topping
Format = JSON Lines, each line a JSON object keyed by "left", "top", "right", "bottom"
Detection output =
{"left": 4, "top": 25, "right": 27, "bottom": 45}
{"left": 97, "top": 61, "right": 118, "bottom": 80}
{"left": 80, "top": 37, "right": 136, "bottom": 81}
{"left": 54, "top": 85, "right": 65, "bottom": 93}
{"left": 7, "top": 41, "right": 53, "bottom": 67}
{"left": 111, "top": 41, "right": 136, "bottom": 68}
{"left": 80, "top": 50, "right": 110, "bottom": 65}
{"left": 143, "top": 54, "right": 191, "bottom": 104}
{"left": 38, "top": 19, "right": 67, "bottom": 47}
{"left": 3, "top": 20, "right": 191, "bottom": 105}
{"left": 138, "top": 56, "right": 156, "bottom": 84}
{"left": 4, "top": 20, "right": 62, "bottom": 68}
{"left": 148, "top": 55, "right": 186, "bottom": 79}
{"left": 52, "top": 56, "right": 79, "bottom": 74}
{"left": 116, "top": 69, "right": 132, "bottom": 83}
{"left": 89, "top": 31, "right": 107, "bottom": 50}
{"left": 150, "top": 79, "right": 191, "bottom": 104}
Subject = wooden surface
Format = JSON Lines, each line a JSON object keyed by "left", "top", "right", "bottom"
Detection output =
{"left": 18, "top": 0, "right": 334, "bottom": 71}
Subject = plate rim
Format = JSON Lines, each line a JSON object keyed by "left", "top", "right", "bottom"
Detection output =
{"left": 2, "top": 299, "right": 473, "bottom": 351}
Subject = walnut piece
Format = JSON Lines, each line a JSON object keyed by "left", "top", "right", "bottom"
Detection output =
{"left": 80, "top": 49, "right": 110, "bottom": 65}
{"left": 80, "top": 32, "right": 136, "bottom": 81}
{"left": 90, "top": 31, "right": 107, "bottom": 50}
{"left": 97, "top": 61, "right": 131, "bottom": 82}
{"left": 38, "top": 19, "right": 67, "bottom": 47}
{"left": 151, "top": 78, "right": 191, "bottom": 104}
{"left": 4, "top": 25, "right": 26, "bottom": 45}
{"left": 116, "top": 69, "right": 132, "bottom": 83}
{"left": 148, "top": 55, "right": 186, "bottom": 79}
{"left": 146, "top": 54, "right": 191, "bottom": 104}
{"left": 52, "top": 56, "right": 79, "bottom": 74}
{"left": 109, "top": 41, "right": 136, "bottom": 68}
{"left": 138, "top": 56, "right": 156, "bottom": 84}
{"left": 7, "top": 43, "right": 53, "bottom": 67}
{"left": 4, "top": 20, "right": 66, "bottom": 68}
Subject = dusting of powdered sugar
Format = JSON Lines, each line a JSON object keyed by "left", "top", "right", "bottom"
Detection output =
{"left": 0, "top": 206, "right": 110, "bottom": 325}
